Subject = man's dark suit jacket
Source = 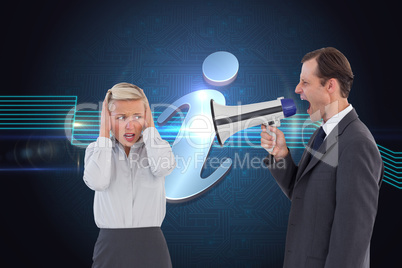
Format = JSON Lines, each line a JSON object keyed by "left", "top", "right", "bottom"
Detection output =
{"left": 265, "top": 108, "right": 383, "bottom": 268}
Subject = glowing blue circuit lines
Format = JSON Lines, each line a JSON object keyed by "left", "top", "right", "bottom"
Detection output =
{"left": 0, "top": 95, "right": 77, "bottom": 130}
{"left": 377, "top": 145, "right": 402, "bottom": 189}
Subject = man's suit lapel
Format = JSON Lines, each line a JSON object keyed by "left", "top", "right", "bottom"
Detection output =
{"left": 295, "top": 131, "right": 316, "bottom": 181}
{"left": 296, "top": 109, "right": 359, "bottom": 183}
{"left": 298, "top": 131, "right": 338, "bottom": 180}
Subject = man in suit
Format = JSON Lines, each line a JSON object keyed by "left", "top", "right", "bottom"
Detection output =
{"left": 261, "top": 47, "right": 383, "bottom": 268}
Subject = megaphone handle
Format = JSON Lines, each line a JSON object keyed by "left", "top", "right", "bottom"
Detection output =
{"left": 265, "top": 121, "right": 276, "bottom": 153}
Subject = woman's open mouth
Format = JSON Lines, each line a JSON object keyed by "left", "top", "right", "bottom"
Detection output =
{"left": 123, "top": 133, "right": 135, "bottom": 142}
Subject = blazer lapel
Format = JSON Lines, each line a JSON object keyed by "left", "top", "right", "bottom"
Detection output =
{"left": 299, "top": 131, "right": 338, "bottom": 180}
{"left": 295, "top": 130, "right": 317, "bottom": 181}
{"left": 296, "top": 109, "right": 359, "bottom": 182}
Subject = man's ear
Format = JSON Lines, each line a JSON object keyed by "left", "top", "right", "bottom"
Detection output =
{"left": 326, "top": 78, "right": 338, "bottom": 94}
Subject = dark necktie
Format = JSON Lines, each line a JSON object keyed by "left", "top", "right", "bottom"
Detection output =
{"left": 310, "top": 126, "right": 326, "bottom": 160}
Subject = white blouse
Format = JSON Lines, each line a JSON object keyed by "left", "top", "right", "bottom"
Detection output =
{"left": 83, "top": 127, "right": 176, "bottom": 228}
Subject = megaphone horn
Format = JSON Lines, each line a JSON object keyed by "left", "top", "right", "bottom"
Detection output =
{"left": 210, "top": 97, "right": 296, "bottom": 150}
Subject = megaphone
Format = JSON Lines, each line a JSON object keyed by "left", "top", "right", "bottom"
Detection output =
{"left": 210, "top": 97, "right": 296, "bottom": 151}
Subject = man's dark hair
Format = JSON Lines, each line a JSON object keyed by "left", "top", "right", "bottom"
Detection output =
{"left": 302, "top": 47, "right": 354, "bottom": 98}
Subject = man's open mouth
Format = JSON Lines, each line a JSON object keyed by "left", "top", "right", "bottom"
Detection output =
{"left": 301, "top": 95, "right": 311, "bottom": 113}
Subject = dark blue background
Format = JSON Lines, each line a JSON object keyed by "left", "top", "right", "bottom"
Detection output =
{"left": 1, "top": 0, "right": 401, "bottom": 267}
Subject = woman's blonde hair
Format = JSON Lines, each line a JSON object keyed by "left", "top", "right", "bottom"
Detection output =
{"left": 106, "top": 82, "right": 148, "bottom": 111}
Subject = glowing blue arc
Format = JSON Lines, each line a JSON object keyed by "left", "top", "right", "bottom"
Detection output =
{"left": 157, "top": 90, "right": 232, "bottom": 202}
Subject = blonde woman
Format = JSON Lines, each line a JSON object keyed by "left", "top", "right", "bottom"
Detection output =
{"left": 83, "top": 83, "right": 175, "bottom": 267}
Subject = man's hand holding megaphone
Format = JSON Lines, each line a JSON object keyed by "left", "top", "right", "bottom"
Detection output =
{"left": 261, "top": 125, "right": 289, "bottom": 161}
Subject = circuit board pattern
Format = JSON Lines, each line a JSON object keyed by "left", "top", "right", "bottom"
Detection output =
{"left": 2, "top": 0, "right": 398, "bottom": 267}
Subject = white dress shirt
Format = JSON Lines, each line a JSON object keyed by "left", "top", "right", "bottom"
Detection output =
{"left": 83, "top": 127, "right": 176, "bottom": 228}
{"left": 322, "top": 104, "right": 353, "bottom": 139}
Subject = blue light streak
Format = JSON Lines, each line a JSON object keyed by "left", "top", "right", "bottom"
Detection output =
{"left": 0, "top": 97, "right": 401, "bottom": 190}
